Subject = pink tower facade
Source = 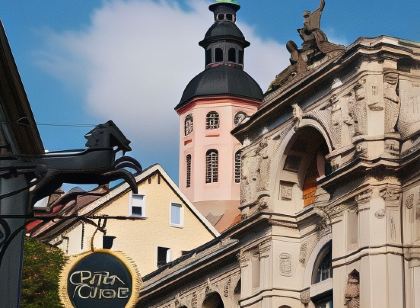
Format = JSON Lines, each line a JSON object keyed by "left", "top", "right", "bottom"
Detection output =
{"left": 175, "top": 0, "right": 262, "bottom": 231}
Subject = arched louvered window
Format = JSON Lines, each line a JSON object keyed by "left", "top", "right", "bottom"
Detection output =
{"left": 206, "top": 112, "right": 220, "bottom": 129}
{"left": 234, "top": 151, "right": 241, "bottom": 183}
{"left": 206, "top": 150, "right": 218, "bottom": 183}
{"left": 184, "top": 114, "right": 193, "bottom": 136}
{"left": 186, "top": 155, "right": 192, "bottom": 188}
{"left": 215, "top": 48, "right": 223, "bottom": 62}
{"left": 228, "top": 48, "right": 236, "bottom": 62}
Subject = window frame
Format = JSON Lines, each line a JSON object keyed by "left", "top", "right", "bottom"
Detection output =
{"left": 206, "top": 111, "right": 220, "bottom": 130}
{"left": 228, "top": 48, "right": 236, "bottom": 63}
{"left": 186, "top": 154, "right": 192, "bottom": 188}
{"left": 234, "top": 150, "right": 241, "bottom": 183}
{"left": 206, "top": 149, "right": 219, "bottom": 184}
{"left": 157, "top": 246, "right": 171, "bottom": 268}
{"left": 129, "top": 193, "right": 146, "bottom": 218}
{"left": 169, "top": 202, "right": 184, "bottom": 228}
{"left": 184, "top": 114, "right": 193, "bottom": 136}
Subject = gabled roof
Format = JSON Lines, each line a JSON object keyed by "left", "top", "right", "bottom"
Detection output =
{"left": 29, "top": 164, "right": 219, "bottom": 240}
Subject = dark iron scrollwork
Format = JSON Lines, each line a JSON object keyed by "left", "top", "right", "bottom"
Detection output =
{"left": 0, "top": 120, "right": 142, "bottom": 205}
{"left": 0, "top": 121, "right": 142, "bottom": 265}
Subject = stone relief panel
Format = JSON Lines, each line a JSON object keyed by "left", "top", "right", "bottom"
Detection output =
{"left": 280, "top": 181, "right": 294, "bottom": 200}
{"left": 383, "top": 72, "right": 400, "bottom": 134}
{"left": 279, "top": 253, "right": 293, "bottom": 277}
{"left": 398, "top": 78, "right": 420, "bottom": 138}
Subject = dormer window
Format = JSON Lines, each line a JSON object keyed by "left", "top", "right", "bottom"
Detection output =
{"left": 215, "top": 48, "right": 223, "bottom": 62}
{"left": 228, "top": 48, "right": 236, "bottom": 62}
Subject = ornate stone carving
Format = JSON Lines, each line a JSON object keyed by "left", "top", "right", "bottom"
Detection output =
{"left": 406, "top": 194, "right": 414, "bottom": 209}
{"left": 345, "top": 270, "right": 360, "bottom": 308}
{"left": 300, "top": 289, "right": 311, "bottom": 304}
{"left": 355, "top": 189, "right": 372, "bottom": 204}
{"left": 385, "top": 139, "right": 400, "bottom": 156}
{"left": 191, "top": 292, "right": 198, "bottom": 308}
{"left": 279, "top": 253, "right": 293, "bottom": 277}
{"left": 224, "top": 278, "right": 231, "bottom": 298}
{"left": 256, "top": 137, "right": 271, "bottom": 193}
{"left": 379, "top": 186, "right": 401, "bottom": 201}
{"left": 280, "top": 181, "right": 294, "bottom": 200}
{"left": 299, "top": 242, "right": 308, "bottom": 264}
{"left": 348, "top": 79, "right": 368, "bottom": 136}
{"left": 384, "top": 72, "right": 400, "bottom": 134}
{"left": 267, "top": 0, "right": 344, "bottom": 93}
{"left": 355, "top": 143, "right": 368, "bottom": 159}
{"left": 292, "top": 104, "right": 304, "bottom": 131}
{"left": 375, "top": 209, "right": 386, "bottom": 219}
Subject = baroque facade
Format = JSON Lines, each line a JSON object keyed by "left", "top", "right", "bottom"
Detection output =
{"left": 138, "top": 2, "right": 420, "bottom": 308}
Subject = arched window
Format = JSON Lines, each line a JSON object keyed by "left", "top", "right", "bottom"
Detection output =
{"left": 228, "top": 48, "right": 236, "bottom": 62}
{"left": 238, "top": 50, "right": 244, "bottom": 64}
{"left": 186, "top": 155, "right": 192, "bottom": 188}
{"left": 217, "top": 14, "right": 224, "bottom": 21}
{"left": 226, "top": 14, "right": 233, "bottom": 21}
{"left": 312, "top": 242, "right": 332, "bottom": 284}
{"left": 206, "top": 49, "right": 212, "bottom": 65}
{"left": 206, "top": 112, "right": 220, "bottom": 129}
{"left": 234, "top": 111, "right": 247, "bottom": 126}
{"left": 215, "top": 48, "right": 223, "bottom": 62}
{"left": 185, "top": 114, "right": 193, "bottom": 136}
{"left": 206, "top": 150, "right": 218, "bottom": 183}
{"left": 234, "top": 151, "right": 241, "bottom": 183}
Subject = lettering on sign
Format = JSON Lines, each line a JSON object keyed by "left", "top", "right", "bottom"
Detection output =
{"left": 59, "top": 250, "right": 141, "bottom": 308}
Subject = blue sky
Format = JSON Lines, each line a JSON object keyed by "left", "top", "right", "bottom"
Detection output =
{"left": 1, "top": 0, "right": 419, "bottom": 183}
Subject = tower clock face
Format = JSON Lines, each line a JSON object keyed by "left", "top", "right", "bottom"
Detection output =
{"left": 234, "top": 112, "right": 247, "bottom": 126}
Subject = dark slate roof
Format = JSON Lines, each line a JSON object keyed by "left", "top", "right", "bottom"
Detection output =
{"left": 199, "top": 22, "right": 249, "bottom": 48}
{"left": 175, "top": 65, "right": 263, "bottom": 110}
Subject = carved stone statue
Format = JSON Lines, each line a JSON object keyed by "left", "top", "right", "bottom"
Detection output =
{"left": 298, "top": 0, "right": 343, "bottom": 56}
{"left": 345, "top": 270, "right": 360, "bottom": 308}
{"left": 292, "top": 104, "right": 304, "bottom": 131}
{"left": 268, "top": 0, "right": 344, "bottom": 93}
{"left": 348, "top": 79, "right": 368, "bottom": 136}
{"left": 384, "top": 72, "right": 400, "bottom": 133}
{"left": 256, "top": 137, "right": 270, "bottom": 192}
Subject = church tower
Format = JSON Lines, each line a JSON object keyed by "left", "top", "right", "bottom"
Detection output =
{"left": 175, "top": 0, "right": 263, "bottom": 230}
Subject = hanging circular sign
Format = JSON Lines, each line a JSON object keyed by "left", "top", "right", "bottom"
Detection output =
{"left": 59, "top": 249, "right": 141, "bottom": 308}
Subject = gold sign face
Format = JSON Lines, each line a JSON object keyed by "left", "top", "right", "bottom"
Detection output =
{"left": 59, "top": 249, "right": 142, "bottom": 308}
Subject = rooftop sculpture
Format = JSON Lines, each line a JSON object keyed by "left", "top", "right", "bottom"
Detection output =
{"left": 268, "top": 0, "right": 344, "bottom": 92}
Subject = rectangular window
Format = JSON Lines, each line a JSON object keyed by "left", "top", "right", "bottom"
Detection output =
{"left": 171, "top": 203, "right": 183, "bottom": 226}
{"left": 130, "top": 194, "right": 145, "bottom": 217}
{"left": 157, "top": 247, "right": 171, "bottom": 268}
